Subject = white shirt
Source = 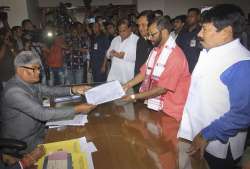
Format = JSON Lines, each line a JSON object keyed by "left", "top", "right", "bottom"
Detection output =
{"left": 170, "top": 31, "right": 179, "bottom": 40}
{"left": 178, "top": 39, "right": 250, "bottom": 159}
{"left": 107, "top": 33, "right": 139, "bottom": 84}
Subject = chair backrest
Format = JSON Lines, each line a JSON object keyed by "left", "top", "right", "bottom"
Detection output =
{"left": 0, "top": 138, "right": 27, "bottom": 158}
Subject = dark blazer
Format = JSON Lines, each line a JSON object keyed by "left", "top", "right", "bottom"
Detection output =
{"left": 0, "top": 162, "right": 22, "bottom": 169}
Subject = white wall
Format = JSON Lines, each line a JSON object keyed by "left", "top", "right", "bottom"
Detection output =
{"left": 138, "top": 0, "right": 250, "bottom": 17}
{"left": 38, "top": 0, "right": 134, "bottom": 7}
{"left": 38, "top": 0, "right": 84, "bottom": 7}
{"left": 0, "top": 0, "right": 29, "bottom": 27}
{"left": 92, "top": 0, "right": 134, "bottom": 6}
{"left": 26, "top": 0, "right": 41, "bottom": 27}
{"left": 38, "top": 0, "right": 250, "bottom": 17}
{"left": 137, "top": 0, "right": 165, "bottom": 15}
{"left": 2, "top": 0, "right": 249, "bottom": 27}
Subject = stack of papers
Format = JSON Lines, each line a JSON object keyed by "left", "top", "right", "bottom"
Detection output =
{"left": 37, "top": 137, "right": 97, "bottom": 169}
{"left": 85, "top": 80, "right": 125, "bottom": 105}
{"left": 42, "top": 95, "right": 82, "bottom": 108}
{"left": 54, "top": 95, "right": 81, "bottom": 103}
{"left": 46, "top": 115, "right": 88, "bottom": 128}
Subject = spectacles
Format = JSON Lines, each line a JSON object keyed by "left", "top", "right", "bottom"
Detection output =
{"left": 21, "top": 66, "right": 41, "bottom": 73}
{"left": 148, "top": 31, "right": 159, "bottom": 38}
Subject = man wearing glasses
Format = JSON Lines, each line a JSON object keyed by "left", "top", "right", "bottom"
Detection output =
{"left": 122, "top": 17, "right": 190, "bottom": 122}
{"left": 0, "top": 51, "right": 95, "bottom": 153}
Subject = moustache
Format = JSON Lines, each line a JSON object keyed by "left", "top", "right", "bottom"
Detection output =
{"left": 198, "top": 37, "right": 204, "bottom": 42}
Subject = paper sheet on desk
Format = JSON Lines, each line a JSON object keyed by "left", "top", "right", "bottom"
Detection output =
{"left": 46, "top": 114, "right": 88, "bottom": 127}
{"left": 85, "top": 80, "right": 125, "bottom": 105}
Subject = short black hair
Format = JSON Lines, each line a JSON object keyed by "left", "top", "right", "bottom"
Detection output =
{"left": 11, "top": 26, "right": 21, "bottom": 33}
{"left": 188, "top": 8, "right": 201, "bottom": 15}
{"left": 137, "top": 10, "right": 155, "bottom": 26}
{"left": 0, "top": 27, "right": 10, "bottom": 47}
{"left": 154, "top": 10, "right": 164, "bottom": 16}
{"left": 0, "top": 27, "right": 10, "bottom": 39}
{"left": 117, "top": 18, "right": 131, "bottom": 28}
{"left": 105, "top": 22, "right": 114, "bottom": 27}
{"left": 174, "top": 15, "right": 187, "bottom": 23}
{"left": 150, "top": 16, "right": 173, "bottom": 33}
{"left": 201, "top": 4, "right": 245, "bottom": 39}
{"left": 21, "top": 19, "right": 32, "bottom": 28}
{"left": 73, "top": 22, "right": 82, "bottom": 26}
{"left": 164, "top": 15, "right": 171, "bottom": 21}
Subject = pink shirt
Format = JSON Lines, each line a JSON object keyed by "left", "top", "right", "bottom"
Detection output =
{"left": 140, "top": 45, "right": 190, "bottom": 121}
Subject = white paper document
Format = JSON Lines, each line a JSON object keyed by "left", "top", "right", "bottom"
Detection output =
{"left": 79, "top": 137, "right": 97, "bottom": 169}
{"left": 54, "top": 95, "right": 81, "bottom": 103}
{"left": 85, "top": 80, "right": 125, "bottom": 105}
{"left": 45, "top": 114, "right": 88, "bottom": 127}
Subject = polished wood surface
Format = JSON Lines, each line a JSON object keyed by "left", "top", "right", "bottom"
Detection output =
{"left": 45, "top": 100, "right": 180, "bottom": 169}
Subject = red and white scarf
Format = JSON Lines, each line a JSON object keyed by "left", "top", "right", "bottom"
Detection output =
{"left": 140, "top": 36, "right": 176, "bottom": 111}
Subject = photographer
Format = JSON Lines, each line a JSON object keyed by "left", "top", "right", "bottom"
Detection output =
{"left": 22, "top": 19, "right": 42, "bottom": 43}
{"left": 65, "top": 23, "right": 90, "bottom": 84}
{"left": 45, "top": 25, "right": 67, "bottom": 86}
{"left": 11, "top": 26, "right": 24, "bottom": 52}
{"left": 22, "top": 19, "right": 49, "bottom": 84}
{"left": 0, "top": 8, "right": 10, "bottom": 29}
{"left": 0, "top": 28, "right": 16, "bottom": 90}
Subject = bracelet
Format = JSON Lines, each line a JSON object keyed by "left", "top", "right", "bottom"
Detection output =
{"left": 70, "top": 87, "right": 76, "bottom": 95}
{"left": 20, "top": 154, "right": 35, "bottom": 168}
{"left": 19, "top": 161, "right": 25, "bottom": 169}
{"left": 130, "top": 94, "right": 136, "bottom": 100}
{"left": 127, "top": 82, "right": 132, "bottom": 89}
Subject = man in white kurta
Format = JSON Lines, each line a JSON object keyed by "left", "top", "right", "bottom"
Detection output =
{"left": 177, "top": 4, "right": 249, "bottom": 169}
{"left": 106, "top": 19, "right": 139, "bottom": 84}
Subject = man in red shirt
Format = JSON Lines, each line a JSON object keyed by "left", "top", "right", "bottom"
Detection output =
{"left": 123, "top": 16, "right": 190, "bottom": 122}
{"left": 46, "top": 33, "right": 66, "bottom": 86}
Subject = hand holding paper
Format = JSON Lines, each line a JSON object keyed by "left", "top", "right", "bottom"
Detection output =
{"left": 71, "top": 85, "right": 91, "bottom": 95}
{"left": 74, "top": 104, "right": 96, "bottom": 113}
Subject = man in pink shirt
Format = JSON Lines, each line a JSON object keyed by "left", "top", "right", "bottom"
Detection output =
{"left": 123, "top": 16, "right": 190, "bottom": 122}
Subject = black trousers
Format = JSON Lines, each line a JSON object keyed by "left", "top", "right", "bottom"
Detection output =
{"left": 204, "top": 147, "right": 241, "bottom": 169}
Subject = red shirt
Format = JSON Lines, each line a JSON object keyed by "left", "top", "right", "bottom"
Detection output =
{"left": 47, "top": 36, "right": 65, "bottom": 68}
{"left": 140, "top": 45, "right": 190, "bottom": 121}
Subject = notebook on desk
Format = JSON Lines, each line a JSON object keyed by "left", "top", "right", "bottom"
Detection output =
{"left": 43, "top": 151, "right": 73, "bottom": 169}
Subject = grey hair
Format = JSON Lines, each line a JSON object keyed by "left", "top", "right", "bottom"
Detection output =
{"left": 14, "top": 51, "right": 41, "bottom": 68}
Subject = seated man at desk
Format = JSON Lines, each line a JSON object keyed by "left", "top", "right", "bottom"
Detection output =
{"left": 0, "top": 51, "right": 95, "bottom": 153}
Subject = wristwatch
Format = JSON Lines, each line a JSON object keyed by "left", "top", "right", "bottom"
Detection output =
{"left": 130, "top": 94, "right": 136, "bottom": 100}
{"left": 70, "top": 87, "right": 76, "bottom": 95}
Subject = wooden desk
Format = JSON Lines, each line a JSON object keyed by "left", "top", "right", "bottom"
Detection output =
{"left": 45, "top": 101, "right": 179, "bottom": 169}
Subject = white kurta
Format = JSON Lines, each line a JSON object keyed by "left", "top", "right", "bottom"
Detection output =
{"left": 107, "top": 33, "right": 139, "bottom": 84}
{"left": 177, "top": 39, "right": 250, "bottom": 159}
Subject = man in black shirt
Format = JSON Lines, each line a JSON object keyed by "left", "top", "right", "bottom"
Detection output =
{"left": 134, "top": 10, "right": 155, "bottom": 92}
{"left": 90, "top": 22, "right": 110, "bottom": 82}
{"left": 105, "top": 22, "right": 117, "bottom": 43}
{"left": 176, "top": 8, "right": 202, "bottom": 73}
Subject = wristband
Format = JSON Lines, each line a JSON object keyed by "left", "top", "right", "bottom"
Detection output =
{"left": 130, "top": 94, "right": 136, "bottom": 100}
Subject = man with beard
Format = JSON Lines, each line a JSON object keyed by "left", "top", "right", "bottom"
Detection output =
{"left": 122, "top": 17, "right": 190, "bottom": 122}
{"left": 176, "top": 8, "right": 201, "bottom": 73}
